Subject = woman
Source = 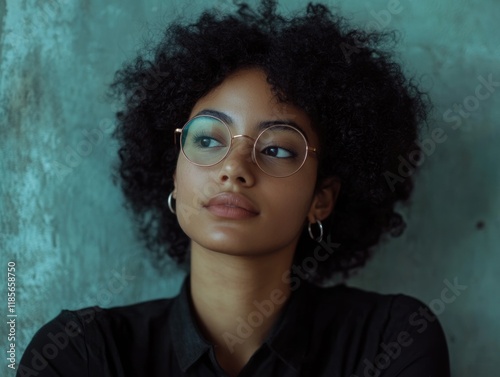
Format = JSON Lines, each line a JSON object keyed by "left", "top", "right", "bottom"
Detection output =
{"left": 18, "top": 1, "right": 450, "bottom": 376}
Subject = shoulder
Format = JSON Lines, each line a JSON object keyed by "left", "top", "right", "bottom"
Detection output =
{"left": 74, "top": 298, "right": 176, "bottom": 329}
{"left": 307, "top": 282, "right": 447, "bottom": 341}
{"left": 307, "top": 282, "right": 434, "bottom": 322}
{"left": 304, "top": 283, "right": 450, "bottom": 375}
{"left": 43, "top": 298, "right": 176, "bottom": 340}
{"left": 17, "top": 299, "right": 175, "bottom": 377}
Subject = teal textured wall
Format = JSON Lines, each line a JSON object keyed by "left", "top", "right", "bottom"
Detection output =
{"left": 1, "top": 0, "right": 499, "bottom": 375}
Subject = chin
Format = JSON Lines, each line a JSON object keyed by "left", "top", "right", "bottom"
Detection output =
{"left": 196, "top": 234, "right": 256, "bottom": 254}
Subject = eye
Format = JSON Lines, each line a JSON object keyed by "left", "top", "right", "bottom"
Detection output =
{"left": 193, "top": 135, "right": 224, "bottom": 148}
{"left": 261, "top": 146, "right": 296, "bottom": 158}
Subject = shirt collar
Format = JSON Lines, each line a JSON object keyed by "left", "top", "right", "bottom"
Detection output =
{"left": 264, "top": 278, "right": 312, "bottom": 371}
{"left": 169, "top": 273, "right": 313, "bottom": 373}
{"left": 169, "top": 275, "right": 211, "bottom": 372}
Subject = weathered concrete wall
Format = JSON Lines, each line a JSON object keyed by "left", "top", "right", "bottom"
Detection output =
{"left": 1, "top": 0, "right": 498, "bottom": 375}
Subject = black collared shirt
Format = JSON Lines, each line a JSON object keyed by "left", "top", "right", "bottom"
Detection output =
{"left": 17, "top": 275, "right": 450, "bottom": 376}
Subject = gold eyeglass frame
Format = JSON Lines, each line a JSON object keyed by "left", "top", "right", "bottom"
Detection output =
{"left": 174, "top": 114, "right": 317, "bottom": 178}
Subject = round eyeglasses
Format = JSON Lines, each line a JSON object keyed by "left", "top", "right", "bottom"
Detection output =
{"left": 174, "top": 115, "right": 317, "bottom": 178}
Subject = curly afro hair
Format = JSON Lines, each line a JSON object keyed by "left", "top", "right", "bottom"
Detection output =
{"left": 110, "top": 0, "right": 429, "bottom": 285}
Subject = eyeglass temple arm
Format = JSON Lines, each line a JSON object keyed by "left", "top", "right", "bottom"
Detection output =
{"left": 307, "top": 146, "right": 318, "bottom": 157}
{"left": 174, "top": 128, "right": 182, "bottom": 148}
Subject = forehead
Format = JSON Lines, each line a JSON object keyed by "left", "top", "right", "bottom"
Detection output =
{"left": 189, "top": 68, "right": 316, "bottom": 140}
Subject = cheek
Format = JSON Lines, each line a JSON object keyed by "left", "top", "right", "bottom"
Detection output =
{"left": 175, "top": 159, "right": 201, "bottom": 218}
{"left": 273, "top": 167, "right": 318, "bottom": 221}
{"left": 174, "top": 158, "right": 218, "bottom": 218}
{"left": 256, "top": 182, "right": 315, "bottom": 247}
{"left": 262, "top": 179, "right": 315, "bottom": 222}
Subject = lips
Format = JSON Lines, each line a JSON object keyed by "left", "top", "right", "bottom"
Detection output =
{"left": 204, "top": 192, "right": 259, "bottom": 219}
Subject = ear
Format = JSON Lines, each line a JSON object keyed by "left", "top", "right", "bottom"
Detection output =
{"left": 307, "top": 177, "right": 341, "bottom": 223}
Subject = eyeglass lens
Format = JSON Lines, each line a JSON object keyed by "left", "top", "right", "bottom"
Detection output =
{"left": 180, "top": 116, "right": 308, "bottom": 177}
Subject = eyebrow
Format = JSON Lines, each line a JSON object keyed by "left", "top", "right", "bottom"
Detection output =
{"left": 194, "top": 109, "right": 310, "bottom": 141}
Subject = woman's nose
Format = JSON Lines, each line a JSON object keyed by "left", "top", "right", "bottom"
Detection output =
{"left": 217, "top": 137, "right": 256, "bottom": 186}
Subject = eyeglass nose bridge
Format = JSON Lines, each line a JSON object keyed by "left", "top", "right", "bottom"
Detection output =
{"left": 223, "top": 134, "right": 258, "bottom": 165}
{"left": 232, "top": 134, "right": 255, "bottom": 142}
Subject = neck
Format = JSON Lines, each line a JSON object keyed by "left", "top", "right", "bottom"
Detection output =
{"left": 189, "top": 242, "right": 294, "bottom": 366}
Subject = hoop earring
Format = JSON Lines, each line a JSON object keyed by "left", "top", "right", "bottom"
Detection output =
{"left": 308, "top": 220, "right": 323, "bottom": 243}
{"left": 168, "top": 191, "right": 176, "bottom": 215}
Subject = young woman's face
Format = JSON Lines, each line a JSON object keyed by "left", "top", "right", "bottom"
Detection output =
{"left": 173, "top": 68, "right": 329, "bottom": 257}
